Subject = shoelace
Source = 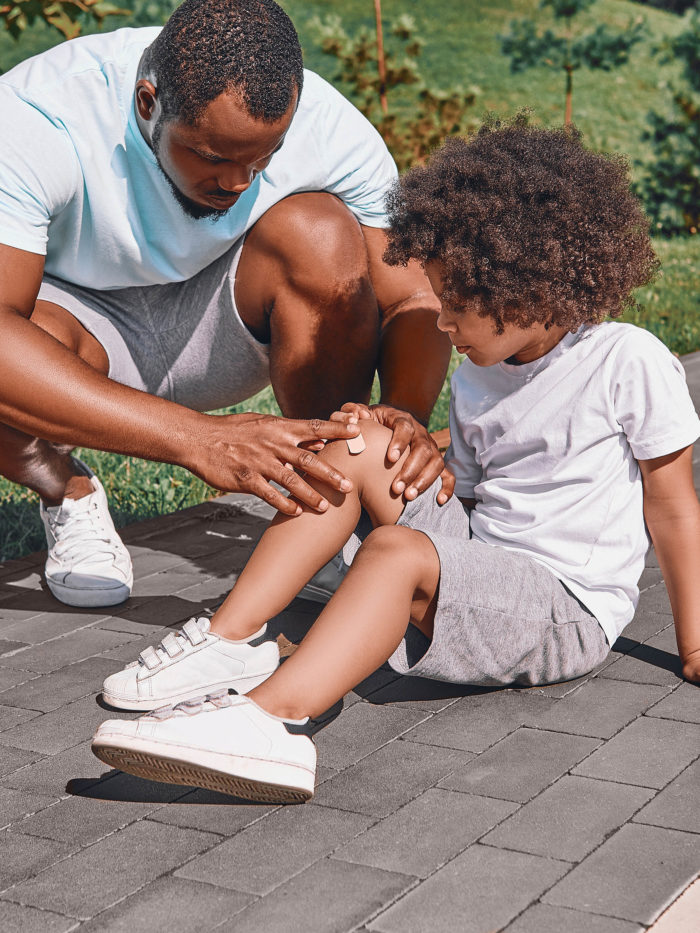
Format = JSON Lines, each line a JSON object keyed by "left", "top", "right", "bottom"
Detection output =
{"left": 132, "top": 617, "right": 208, "bottom": 671}
{"left": 48, "top": 500, "right": 119, "bottom": 566}
{"left": 148, "top": 688, "right": 232, "bottom": 720}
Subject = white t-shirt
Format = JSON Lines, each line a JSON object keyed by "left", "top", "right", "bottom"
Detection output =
{"left": 0, "top": 28, "right": 397, "bottom": 289}
{"left": 446, "top": 322, "right": 700, "bottom": 645}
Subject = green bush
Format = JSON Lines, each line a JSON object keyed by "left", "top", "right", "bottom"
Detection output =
{"left": 636, "top": 4, "right": 700, "bottom": 235}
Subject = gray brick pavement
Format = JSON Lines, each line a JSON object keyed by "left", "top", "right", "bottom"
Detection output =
{"left": 0, "top": 350, "right": 698, "bottom": 931}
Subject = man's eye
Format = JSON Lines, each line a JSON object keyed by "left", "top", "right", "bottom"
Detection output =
{"left": 198, "top": 152, "right": 224, "bottom": 163}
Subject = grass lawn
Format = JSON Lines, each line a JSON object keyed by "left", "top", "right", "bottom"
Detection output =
{"left": 0, "top": 0, "right": 698, "bottom": 559}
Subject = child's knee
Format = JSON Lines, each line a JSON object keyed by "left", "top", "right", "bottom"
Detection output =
{"left": 323, "top": 419, "right": 396, "bottom": 468}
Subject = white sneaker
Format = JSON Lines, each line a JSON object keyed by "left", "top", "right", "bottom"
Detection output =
{"left": 40, "top": 458, "right": 133, "bottom": 608}
{"left": 92, "top": 691, "right": 316, "bottom": 803}
{"left": 102, "top": 616, "right": 279, "bottom": 711}
{"left": 299, "top": 550, "right": 349, "bottom": 603}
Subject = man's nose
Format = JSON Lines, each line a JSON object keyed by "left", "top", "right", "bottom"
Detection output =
{"left": 216, "top": 164, "right": 255, "bottom": 194}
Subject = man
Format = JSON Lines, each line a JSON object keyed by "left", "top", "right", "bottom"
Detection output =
{"left": 0, "top": 0, "right": 451, "bottom": 607}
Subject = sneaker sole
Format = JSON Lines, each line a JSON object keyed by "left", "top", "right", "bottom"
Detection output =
{"left": 102, "top": 669, "right": 278, "bottom": 711}
{"left": 46, "top": 578, "right": 132, "bottom": 608}
{"left": 92, "top": 737, "right": 314, "bottom": 804}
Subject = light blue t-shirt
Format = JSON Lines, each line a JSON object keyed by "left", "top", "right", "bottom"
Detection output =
{"left": 0, "top": 27, "right": 397, "bottom": 289}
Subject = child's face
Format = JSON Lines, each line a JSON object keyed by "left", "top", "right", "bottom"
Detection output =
{"left": 426, "top": 261, "right": 565, "bottom": 367}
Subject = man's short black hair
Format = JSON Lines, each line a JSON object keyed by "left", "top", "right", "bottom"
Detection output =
{"left": 143, "top": 0, "right": 303, "bottom": 124}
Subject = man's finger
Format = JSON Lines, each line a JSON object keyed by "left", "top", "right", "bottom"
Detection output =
{"left": 386, "top": 417, "right": 415, "bottom": 464}
{"left": 290, "top": 446, "right": 354, "bottom": 494}
{"left": 250, "top": 476, "right": 301, "bottom": 516}
{"left": 272, "top": 462, "right": 331, "bottom": 512}
{"left": 394, "top": 447, "right": 442, "bottom": 499}
{"left": 436, "top": 468, "right": 456, "bottom": 505}
{"left": 297, "top": 418, "right": 360, "bottom": 441}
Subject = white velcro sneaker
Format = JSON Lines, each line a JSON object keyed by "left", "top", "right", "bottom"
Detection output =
{"left": 92, "top": 691, "right": 316, "bottom": 803}
{"left": 102, "top": 617, "right": 279, "bottom": 711}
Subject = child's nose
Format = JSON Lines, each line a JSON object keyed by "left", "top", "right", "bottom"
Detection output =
{"left": 436, "top": 309, "right": 455, "bottom": 333}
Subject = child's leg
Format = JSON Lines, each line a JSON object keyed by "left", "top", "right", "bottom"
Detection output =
{"left": 209, "top": 420, "right": 413, "bottom": 639}
{"left": 248, "top": 523, "right": 440, "bottom": 720}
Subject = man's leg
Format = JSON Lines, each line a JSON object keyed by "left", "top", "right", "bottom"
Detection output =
{"left": 0, "top": 300, "right": 132, "bottom": 606}
{"left": 235, "top": 192, "right": 380, "bottom": 418}
{"left": 0, "top": 300, "right": 109, "bottom": 503}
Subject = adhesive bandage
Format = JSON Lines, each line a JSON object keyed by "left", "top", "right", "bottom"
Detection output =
{"left": 346, "top": 432, "right": 366, "bottom": 454}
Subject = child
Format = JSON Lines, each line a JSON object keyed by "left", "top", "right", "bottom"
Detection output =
{"left": 92, "top": 120, "right": 700, "bottom": 804}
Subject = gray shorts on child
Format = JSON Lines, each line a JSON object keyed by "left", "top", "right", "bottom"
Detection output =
{"left": 37, "top": 239, "right": 271, "bottom": 413}
{"left": 344, "top": 480, "right": 610, "bottom": 687}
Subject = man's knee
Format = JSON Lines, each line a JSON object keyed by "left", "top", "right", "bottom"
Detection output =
{"left": 253, "top": 192, "right": 373, "bottom": 302}
{"left": 30, "top": 300, "right": 109, "bottom": 373}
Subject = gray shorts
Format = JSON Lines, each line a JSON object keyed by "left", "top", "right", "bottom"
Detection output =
{"left": 38, "top": 240, "right": 271, "bottom": 412}
{"left": 345, "top": 483, "right": 610, "bottom": 687}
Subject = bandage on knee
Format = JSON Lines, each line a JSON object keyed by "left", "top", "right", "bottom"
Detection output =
{"left": 346, "top": 433, "right": 366, "bottom": 454}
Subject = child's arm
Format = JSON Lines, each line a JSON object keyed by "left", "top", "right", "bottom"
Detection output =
{"left": 640, "top": 445, "right": 700, "bottom": 685}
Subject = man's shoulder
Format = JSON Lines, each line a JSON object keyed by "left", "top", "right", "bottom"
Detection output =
{"left": 1, "top": 27, "right": 159, "bottom": 96}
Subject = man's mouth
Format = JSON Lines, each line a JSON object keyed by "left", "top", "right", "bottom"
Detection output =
{"left": 205, "top": 192, "right": 239, "bottom": 208}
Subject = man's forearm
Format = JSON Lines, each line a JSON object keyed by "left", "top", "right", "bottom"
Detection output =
{"left": 0, "top": 310, "right": 204, "bottom": 466}
{"left": 377, "top": 307, "right": 451, "bottom": 425}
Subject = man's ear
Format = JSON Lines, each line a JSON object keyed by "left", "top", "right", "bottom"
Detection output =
{"left": 135, "top": 79, "right": 159, "bottom": 122}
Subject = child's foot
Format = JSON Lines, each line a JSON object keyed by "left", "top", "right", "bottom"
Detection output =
{"left": 91, "top": 692, "right": 316, "bottom": 803}
{"left": 101, "top": 617, "right": 279, "bottom": 710}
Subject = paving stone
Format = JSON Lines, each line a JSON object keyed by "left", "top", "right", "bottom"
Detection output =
{"left": 332, "top": 787, "right": 517, "bottom": 878}
{"left": 0, "top": 901, "right": 79, "bottom": 933}
{"left": 0, "top": 695, "right": 134, "bottom": 755}
{"left": 69, "top": 768, "right": 190, "bottom": 806}
{"left": 4, "top": 820, "right": 220, "bottom": 919}
{"left": 0, "top": 639, "right": 30, "bottom": 655}
{"left": 1, "top": 741, "right": 107, "bottom": 796}
{"left": 531, "top": 679, "right": 670, "bottom": 739}
{"left": 313, "top": 702, "right": 428, "bottom": 771}
{"left": 147, "top": 788, "right": 279, "bottom": 835}
{"left": 0, "top": 611, "right": 109, "bottom": 646}
{"left": 601, "top": 627, "right": 683, "bottom": 686}
{"left": 127, "top": 547, "right": 196, "bottom": 580}
{"left": 0, "top": 629, "right": 138, "bottom": 675}
{"left": 0, "top": 704, "right": 42, "bottom": 732}
{"left": 361, "top": 676, "right": 475, "bottom": 711}
{"left": 0, "top": 828, "right": 74, "bottom": 889}
{"left": 620, "top": 607, "right": 672, "bottom": 644}
{"left": 503, "top": 903, "right": 643, "bottom": 932}
{"left": 439, "top": 728, "right": 599, "bottom": 802}
{"left": 572, "top": 716, "right": 700, "bottom": 789}
{"left": 97, "top": 633, "right": 165, "bottom": 663}
{"left": 176, "top": 803, "right": 372, "bottom": 895}
{"left": 90, "top": 615, "right": 166, "bottom": 636}
{"left": 133, "top": 568, "right": 211, "bottom": 598}
{"left": 645, "top": 682, "right": 700, "bottom": 724}
{"left": 543, "top": 823, "right": 700, "bottom": 925}
{"left": 632, "top": 758, "right": 700, "bottom": 834}
{"left": 78, "top": 876, "right": 252, "bottom": 933}
{"left": 369, "top": 843, "right": 568, "bottom": 933}
{"left": 635, "top": 584, "right": 673, "bottom": 617}
{"left": 482, "top": 775, "right": 654, "bottom": 861}
{"left": 0, "top": 658, "right": 122, "bottom": 713}
{"left": 216, "top": 857, "right": 414, "bottom": 933}
{"left": 402, "top": 690, "right": 557, "bottom": 753}
{"left": 0, "top": 668, "right": 39, "bottom": 693}
{"left": 12, "top": 791, "right": 165, "bottom": 847}
{"left": 312, "top": 739, "right": 472, "bottom": 817}
{"left": 0, "top": 745, "right": 42, "bottom": 778}
{"left": 0, "top": 785, "right": 58, "bottom": 830}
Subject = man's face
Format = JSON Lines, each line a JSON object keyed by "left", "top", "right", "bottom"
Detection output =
{"left": 151, "top": 88, "right": 296, "bottom": 220}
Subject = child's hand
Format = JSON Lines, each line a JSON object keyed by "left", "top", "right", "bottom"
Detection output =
{"left": 681, "top": 648, "right": 700, "bottom": 686}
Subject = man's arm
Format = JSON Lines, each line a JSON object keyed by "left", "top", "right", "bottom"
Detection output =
{"left": 0, "top": 244, "right": 360, "bottom": 515}
{"left": 352, "top": 225, "right": 454, "bottom": 502}
{"left": 640, "top": 445, "right": 700, "bottom": 685}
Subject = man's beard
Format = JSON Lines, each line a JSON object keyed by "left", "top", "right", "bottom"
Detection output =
{"left": 152, "top": 122, "right": 231, "bottom": 222}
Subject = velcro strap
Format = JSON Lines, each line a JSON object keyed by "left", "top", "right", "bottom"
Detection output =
{"left": 161, "top": 632, "right": 184, "bottom": 658}
{"left": 139, "top": 645, "right": 161, "bottom": 670}
{"left": 182, "top": 618, "right": 206, "bottom": 646}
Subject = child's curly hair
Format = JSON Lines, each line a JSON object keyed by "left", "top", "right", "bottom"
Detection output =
{"left": 384, "top": 116, "right": 658, "bottom": 333}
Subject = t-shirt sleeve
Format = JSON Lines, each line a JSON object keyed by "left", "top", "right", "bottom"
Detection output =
{"left": 444, "top": 380, "right": 482, "bottom": 498}
{"left": 0, "top": 87, "right": 80, "bottom": 256}
{"left": 313, "top": 82, "right": 398, "bottom": 228}
{"left": 613, "top": 327, "right": 700, "bottom": 460}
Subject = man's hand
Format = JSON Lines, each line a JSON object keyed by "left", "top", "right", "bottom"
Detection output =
{"left": 188, "top": 412, "right": 362, "bottom": 516}
{"left": 333, "top": 402, "right": 455, "bottom": 504}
